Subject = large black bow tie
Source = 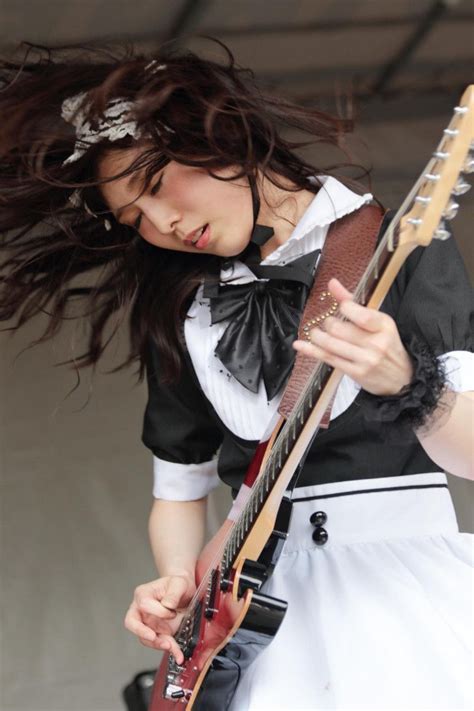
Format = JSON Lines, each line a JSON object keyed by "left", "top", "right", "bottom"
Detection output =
{"left": 203, "top": 240, "right": 320, "bottom": 400}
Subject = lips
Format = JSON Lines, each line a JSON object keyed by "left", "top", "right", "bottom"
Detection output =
{"left": 184, "top": 224, "right": 210, "bottom": 249}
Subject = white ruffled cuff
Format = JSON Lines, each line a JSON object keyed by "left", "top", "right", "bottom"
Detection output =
{"left": 439, "top": 351, "right": 474, "bottom": 393}
{"left": 152, "top": 455, "right": 220, "bottom": 501}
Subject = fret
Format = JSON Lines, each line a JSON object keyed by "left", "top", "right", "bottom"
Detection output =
{"left": 245, "top": 501, "right": 252, "bottom": 528}
{"left": 270, "top": 456, "right": 275, "bottom": 484}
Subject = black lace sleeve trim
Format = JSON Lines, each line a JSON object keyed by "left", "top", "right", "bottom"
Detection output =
{"left": 358, "top": 335, "right": 448, "bottom": 432}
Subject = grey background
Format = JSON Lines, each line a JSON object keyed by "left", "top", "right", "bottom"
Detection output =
{"left": 0, "top": 1, "right": 473, "bottom": 710}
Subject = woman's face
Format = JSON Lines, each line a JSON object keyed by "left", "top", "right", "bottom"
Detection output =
{"left": 98, "top": 147, "right": 254, "bottom": 257}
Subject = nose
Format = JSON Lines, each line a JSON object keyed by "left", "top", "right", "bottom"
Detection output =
{"left": 143, "top": 197, "right": 180, "bottom": 235}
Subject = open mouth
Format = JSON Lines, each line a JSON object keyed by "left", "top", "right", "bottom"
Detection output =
{"left": 185, "top": 223, "right": 210, "bottom": 249}
{"left": 192, "top": 224, "right": 208, "bottom": 244}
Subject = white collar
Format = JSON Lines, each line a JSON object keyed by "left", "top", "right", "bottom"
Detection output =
{"left": 220, "top": 176, "right": 372, "bottom": 283}
{"left": 261, "top": 176, "right": 373, "bottom": 264}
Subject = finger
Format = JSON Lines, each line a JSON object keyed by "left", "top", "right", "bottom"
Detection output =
{"left": 338, "top": 299, "right": 388, "bottom": 334}
{"left": 137, "top": 633, "right": 180, "bottom": 656}
{"left": 161, "top": 577, "right": 191, "bottom": 611}
{"left": 307, "top": 326, "right": 366, "bottom": 363}
{"left": 141, "top": 612, "right": 176, "bottom": 636}
{"left": 138, "top": 597, "right": 178, "bottom": 619}
{"left": 327, "top": 277, "right": 354, "bottom": 302}
{"left": 124, "top": 608, "right": 158, "bottom": 642}
{"left": 293, "top": 340, "right": 360, "bottom": 379}
{"left": 327, "top": 278, "right": 391, "bottom": 334}
{"left": 324, "top": 316, "right": 369, "bottom": 346}
{"left": 151, "top": 633, "right": 185, "bottom": 665}
{"left": 138, "top": 636, "right": 169, "bottom": 651}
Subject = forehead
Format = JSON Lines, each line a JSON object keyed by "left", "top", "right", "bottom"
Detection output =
{"left": 97, "top": 146, "right": 149, "bottom": 210}
{"left": 97, "top": 148, "right": 152, "bottom": 212}
{"left": 97, "top": 146, "right": 168, "bottom": 212}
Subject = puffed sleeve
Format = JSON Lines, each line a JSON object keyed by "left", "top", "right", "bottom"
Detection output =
{"left": 382, "top": 230, "right": 474, "bottom": 392}
{"left": 142, "top": 339, "right": 224, "bottom": 501}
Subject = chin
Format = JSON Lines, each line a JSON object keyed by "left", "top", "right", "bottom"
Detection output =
{"left": 221, "top": 237, "right": 252, "bottom": 258}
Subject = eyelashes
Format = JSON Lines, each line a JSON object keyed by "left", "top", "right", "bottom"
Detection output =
{"left": 133, "top": 174, "right": 163, "bottom": 231}
{"left": 150, "top": 175, "right": 163, "bottom": 195}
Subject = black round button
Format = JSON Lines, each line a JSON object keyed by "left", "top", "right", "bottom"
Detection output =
{"left": 310, "top": 511, "right": 327, "bottom": 526}
{"left": 312, "top": 526, "right": 329, "bottom": 546}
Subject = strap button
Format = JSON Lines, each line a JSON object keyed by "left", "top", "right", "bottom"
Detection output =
{"left": 312, "top": 527, "right": 329, "bottom": 546}
{"left": 309, "top": 510, "right": 327, "bottom": 526}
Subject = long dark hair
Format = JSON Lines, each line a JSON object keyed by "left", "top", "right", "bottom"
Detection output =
{"left": 0, "top": 40, "right": 362, "bottom": 383}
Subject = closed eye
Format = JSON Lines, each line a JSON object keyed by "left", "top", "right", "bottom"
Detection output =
{"left": 132, "top": 174, "right": 163, "bottom": 231}
{"left": 150, "top": 174, "right": 163, "bottom": 196}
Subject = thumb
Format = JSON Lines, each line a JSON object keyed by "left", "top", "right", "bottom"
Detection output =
{"left": 161, "top": 576, "right": 190, "bottom": 610}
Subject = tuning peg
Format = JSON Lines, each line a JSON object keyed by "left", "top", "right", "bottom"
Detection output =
{"left": 452, "top": 177, "right": 471, "bottom": 196}
{"left": 462, "top": 156, "right": 474, "bottom": 174}
{"left": 434, "top": 220, "right": 451, "bottom": 241}
{"left": 443, "top": 199, "right": 460, "bottom": 220}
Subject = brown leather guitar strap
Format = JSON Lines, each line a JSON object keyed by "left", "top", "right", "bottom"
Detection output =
{"left": 278, "top": 203, "right": 385, "bottom": 424}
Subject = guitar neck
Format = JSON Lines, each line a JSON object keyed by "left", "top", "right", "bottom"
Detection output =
{"left": 220, "top": 216, "right": 411, "bottom": 575}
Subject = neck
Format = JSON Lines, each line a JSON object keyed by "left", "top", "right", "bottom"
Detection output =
{"left": 256, "top": 175, "right": 316, "bottom": 260}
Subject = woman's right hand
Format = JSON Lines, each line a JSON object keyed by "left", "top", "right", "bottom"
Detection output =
{"left": 124, "top": 571, "right": 196, "bottom": 664}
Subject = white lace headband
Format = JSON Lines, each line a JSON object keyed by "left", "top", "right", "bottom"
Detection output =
{"left": 61, "top": 59, "right": 167, "bottom": 166}
{"left": 62, "top": 59, "right": 169, "bottom": 229}
{"left": 61, "top": 94, "right": 143, "bottom": 166}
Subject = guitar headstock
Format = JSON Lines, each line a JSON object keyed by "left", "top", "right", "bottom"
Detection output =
{"left": 399, "top": 84, "right": 473, "bottom": 248}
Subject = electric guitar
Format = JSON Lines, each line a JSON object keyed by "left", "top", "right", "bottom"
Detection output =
{"left": 149, "top": 85, "right": 474, "bottom": 710}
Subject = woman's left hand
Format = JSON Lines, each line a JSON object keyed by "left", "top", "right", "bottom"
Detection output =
{"left": 293, "top": 277, "right": 413, "bottom": 396}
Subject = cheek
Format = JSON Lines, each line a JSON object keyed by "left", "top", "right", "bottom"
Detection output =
{"left": 163, "top": 168, "right": 209, "bottom": 206}
{"left": 139, "top": 221, "right": 168, "bottom": 248}
{"left": 168, "top": 168, "right": 247, "bottom": 216}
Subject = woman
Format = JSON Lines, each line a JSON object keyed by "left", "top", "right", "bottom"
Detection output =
{"left": 1, "top": 42, "right": 472, "bottom": 710}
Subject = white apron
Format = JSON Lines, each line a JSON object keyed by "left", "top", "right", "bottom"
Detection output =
{"left": 229, "top": 472, "right": 473, "bottom": 711}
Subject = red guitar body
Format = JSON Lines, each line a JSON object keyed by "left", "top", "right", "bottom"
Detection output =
{"left": 149, "top": 499, "right": 291, "bottom": 710}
